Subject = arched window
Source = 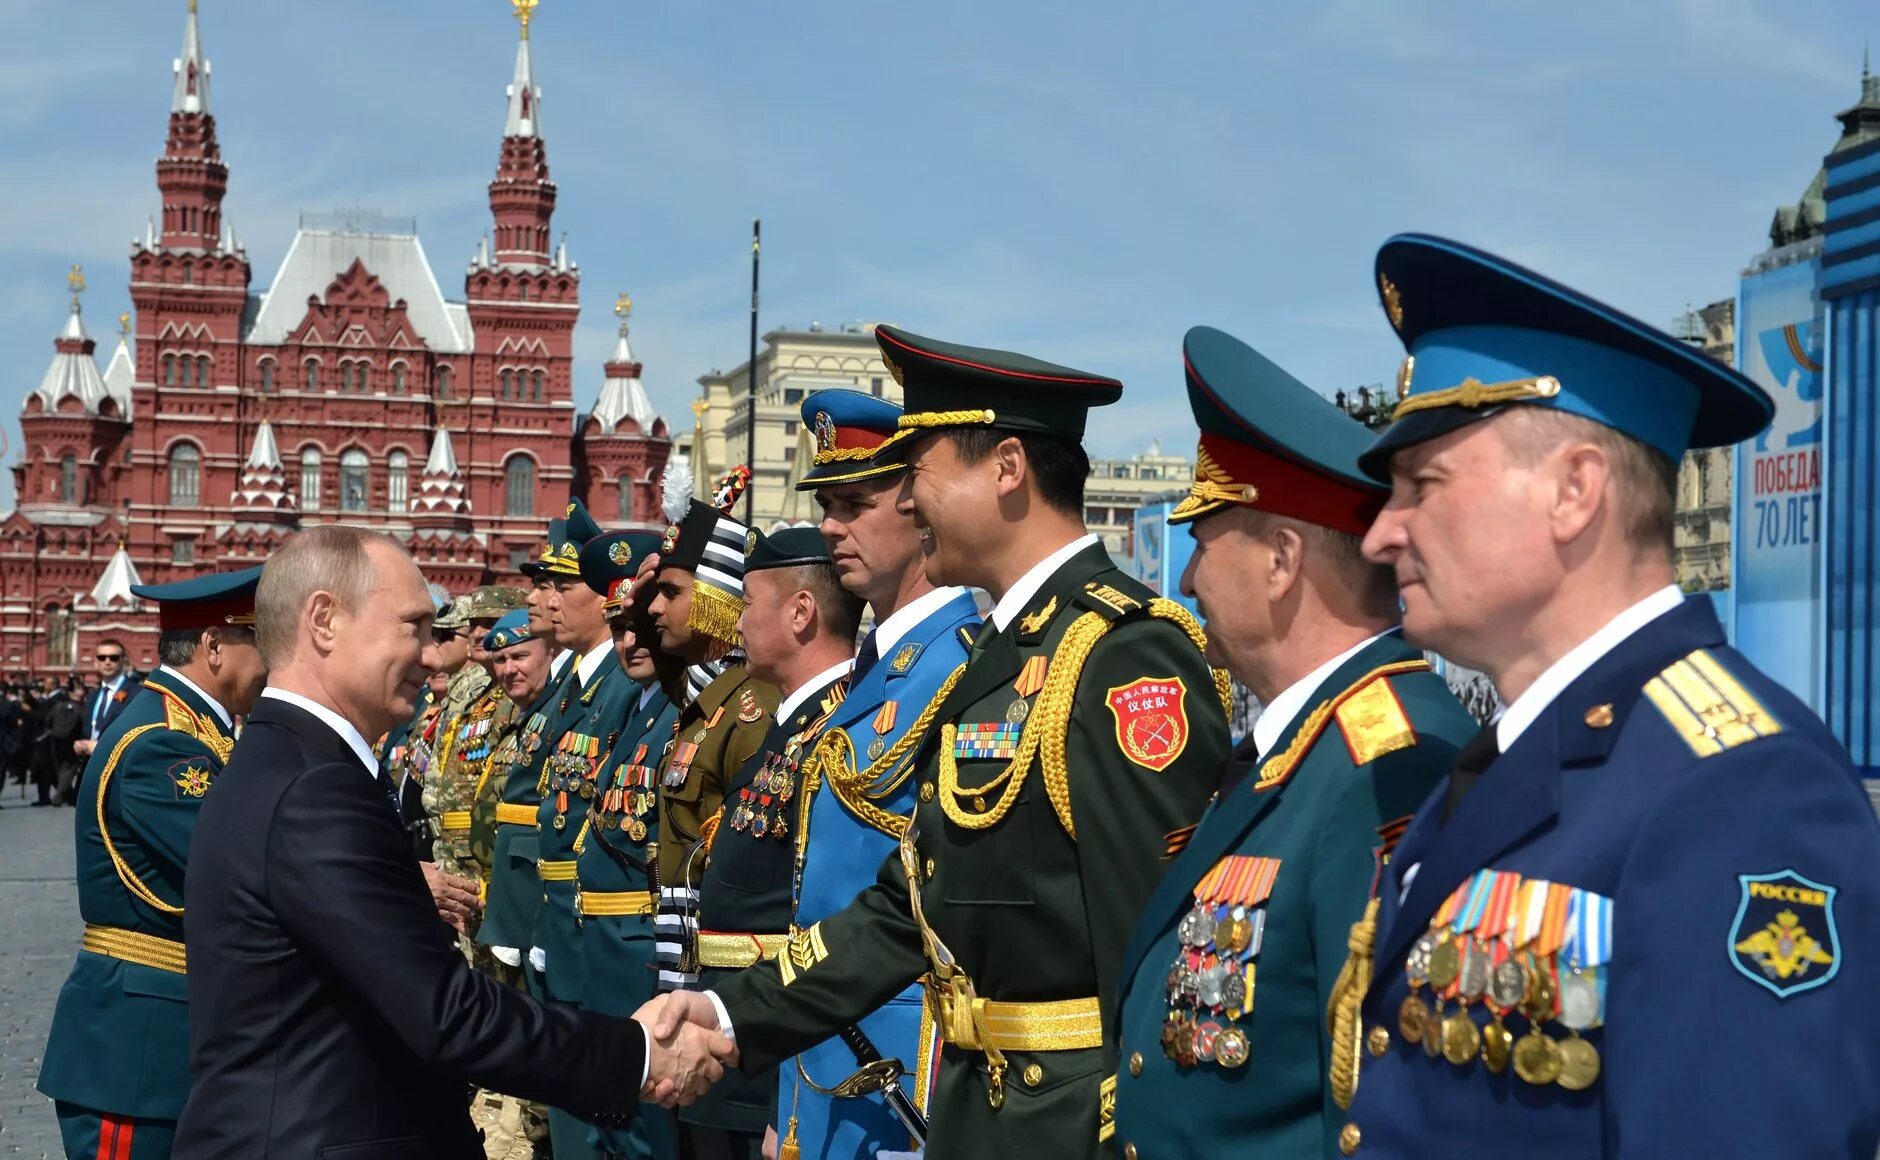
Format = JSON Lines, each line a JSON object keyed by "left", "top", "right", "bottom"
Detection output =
{"left": 46, "top": 606, "right": 76, "bottom": 668}
{"left": 304, "top": 360, "right": 319, "bottom": 391}
{"left": 504, "top": 455, "right": 535, "bottom": 517}
{"left": 258, "top": 360, "right": 275, "bottom": 392}
{"left": 392, "top": 364, "right": 406, "bottom": 395}
{"left": 340, "top": 449, "right": 369, "bottom": 512}
{"left": 618, "top": 479, "right": 634, "bottom": 522}
{"left": 387, "top": 450, "right": 409, "bottom": 513}
{"left": 358, "top": 364, "right": 371, "bottom": 394}
{"left": 500, "top": 369, "right": 514, "bottom": 400}
{"left": 163, "top": 354, "right": 177, "bottom": 387}
{"left": 58, "top": 454, "right": 78, "bottom": 504}
{"left": 532, "top": 370, "right": 545, "bottom": 401}
{"left": 299, "top": 448, "right": 322, "bottom": 508}
{"left": 340, "top": 363, "right": 354, "bottom": 394}
{"left": 435, "top": 365, "right": 452, "bottom": 399}
{"left": 196, "top": 355, "right": 211, "bottom": 387}
{"left": 168, "top": 443, "right": 201, "bottom": 507}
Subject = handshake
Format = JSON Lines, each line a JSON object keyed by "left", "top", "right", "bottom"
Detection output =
{"left": 631, "top": 991, "right": 738, "bottom": 1107}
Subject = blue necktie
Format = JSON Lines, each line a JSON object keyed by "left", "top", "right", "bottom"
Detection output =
{"left": 91, "top": 681, "right": 112, "bottom": 738}
{"left": 854, "top": 630, "right": 881, "bottom": 681}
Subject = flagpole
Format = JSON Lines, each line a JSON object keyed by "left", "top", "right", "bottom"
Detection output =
{"left": 745, "top": 219, "right": 760, "bottom": 526}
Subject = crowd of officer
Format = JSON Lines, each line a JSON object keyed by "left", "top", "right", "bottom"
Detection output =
{"left": 35, "top": 233, "right": 1880, "bottom": 1160}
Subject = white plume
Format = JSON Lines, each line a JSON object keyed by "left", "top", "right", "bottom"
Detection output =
{"left": 661, "top": 455, "right": 694, "bottom": 525}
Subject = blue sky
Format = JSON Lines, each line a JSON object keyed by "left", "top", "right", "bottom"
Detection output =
{"left": 0, "top": 0, "right": 1871, "bottom": 505}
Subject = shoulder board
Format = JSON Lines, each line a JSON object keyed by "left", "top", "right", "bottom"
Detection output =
{"left": 1642, "top": 648, "right": 1783, "bottom": 758}
{"left": 1333, "top": 670, "right": 1423, "bottom": 766}
{"left": 957, "top": 625, "right": 978, "bottom": 650}
{"left": 1074, "top": 578, "right": 1148, "bottom": 621}
{"left": 1258, "top": 659, "right": 1431, "bottom": 791}
{"left": 159, "top": 689, "right": 234, "bottom": 764}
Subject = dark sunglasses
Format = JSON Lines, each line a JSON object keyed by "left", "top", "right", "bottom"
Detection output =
{"left": 96, "top": 653, "right": 124, "bottom": 662}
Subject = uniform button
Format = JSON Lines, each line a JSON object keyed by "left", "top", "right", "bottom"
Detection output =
{"left": 1022, "top": 1063, "right": 1043, "bottom": 1087}
{"left": 1366, "top": 1025, "right": 1391, "bottom": 1057}
{"left": 919, "top": 782, "right": 935, "bottom": 803}
{"left": 1124, "top": 1144, "right": 1138, "bottom": 1160}
{"left": 1339, "top": 1122, "right": 1361, "bottom": 1155}
{"left": 1128, "top": 1051, "right": 1143, "bottom": 1077}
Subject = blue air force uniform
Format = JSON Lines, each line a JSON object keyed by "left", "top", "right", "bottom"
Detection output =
{"left": 778, "top": 388, "right": 983, "bottom": 1158}
{"left": 38, "top": 567, "right": 262, "bottom": 1160}
{"left": 1109, "top": 329, "right": 1478, "bottom": 1160}
{"left": 1342, "top": 235, "right": 1880, "bottom": 1157}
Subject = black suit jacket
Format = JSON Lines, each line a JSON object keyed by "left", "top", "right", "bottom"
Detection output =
{"left": 176, "top": 696, "right": 644, "bottom": 1159}
{"left": 82, "top": 675, "right": 141, "bottom": 740}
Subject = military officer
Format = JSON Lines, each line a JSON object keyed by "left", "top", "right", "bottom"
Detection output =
{"left": 39, "top": 567, "right": 267, "bottom": 1160}
{"left": 398, "top": 595, "right": 483, "bottom": 859}
{"left": 683, "top": 527, "right": 860, "bottom": 1160}
{"left": 574, "top": 530, "right": 683, "bottom": 1160}
{"left": 478, "top": 504, "right": 600, "bottom": 982}
{"left": 1108, "top": 327, "right": 1477, "bottom": 1159}
{"left": 646, "top": 467, "right": 780, "bottom": 993}
{"left": 1345, "top": 234, "right": 1880, "bottom": 1157}
{"left": 777, "top": 388, "right": 982, "bottom": 1159}
{"left": 654, "top": 325, "right": 1233, "bottom": 1160}
{"left": 429, "top": 588, "right": 528, "bottom": 894}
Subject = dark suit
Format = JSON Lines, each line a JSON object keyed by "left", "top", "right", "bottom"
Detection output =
{"left": 83, "top": 675, "right": 142, "bottom": 744}
{"left": 175, "top": 695, "right": 645, "bottom": 1159}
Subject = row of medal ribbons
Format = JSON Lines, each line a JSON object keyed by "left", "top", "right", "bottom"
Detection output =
{"left": 456, "top": 715, "right": 494, "bottom": 764}
{"left": 594, "top": 745, "right": 656, "bottom": 842}
{"left": 1399, "top": 870, "right": 1613, "bottom": 1090}
{"left": 1161, "top": 855, "right": 1282, "bottom": 1070}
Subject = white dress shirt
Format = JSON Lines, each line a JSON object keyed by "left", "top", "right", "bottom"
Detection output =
{"left": 1252, "top": 629, "right": 1403, "bottom": 759}
{"left": 777, "top": 659, "right": 854, "bottom": 723}
{"left": 259, "top": 688, "right": 380, "bottom": 777}
{"left": 872, "top": 585, "right": 975, "bottom": 656}
{"left": 990, "top": 534, "right": 1100, "bottom": 631}
{"left": 1495, "top": 585, "right": 1685, "bottom": 751}
{"left": 155, "top": 665, "right": 234, "bottom": 730}
{"left": 574, "top": 638, "right": 613, "bottom": 688}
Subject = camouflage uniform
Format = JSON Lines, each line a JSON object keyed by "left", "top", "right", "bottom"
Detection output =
{"left": 429, "top": 684, "right": 509, "bottom": 883}
{"left": 420, "top": 663, "right": 494, "bottom": 872}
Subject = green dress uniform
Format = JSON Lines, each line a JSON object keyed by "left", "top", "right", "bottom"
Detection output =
{"left": 1108, "top": 326, "right": 1480, "bottom": 1159}
{"left": 712, "top": 327, "right": 1235, "bottom": 1160}
{"left": 38, "top": 568, "right": 262, "bottom": 1160}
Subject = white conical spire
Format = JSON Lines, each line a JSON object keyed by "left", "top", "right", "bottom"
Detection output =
{"left": 593, "top": 318, "right": 658, "bottom": 434}
{"left": 233, "top": 420, "right": 293, "bottom": 515}
{"left": 415, "top": 427, "right": 469, "bottom": 515}
{"left": 33, "top": 278, "right": 111, "bottom": 416}
{"left": 172, "top": 0, "right": 212, "bottom": 115}
{"left": 87, "top": 545, "right": 145, "bottom": 610}
{"left": 503, "top": 1, "right": 542, "bottom": 139}
{"left": 101, "top": 321, "right": 135, "bottom": 418}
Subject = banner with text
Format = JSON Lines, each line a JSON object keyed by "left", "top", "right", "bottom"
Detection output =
{"left": 1732, "top": 257, "right": 1824, "bottom": 709}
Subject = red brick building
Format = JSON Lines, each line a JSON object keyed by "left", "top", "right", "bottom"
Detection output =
{"left": 8, "top": 2, "right": 670, "bottom": 677}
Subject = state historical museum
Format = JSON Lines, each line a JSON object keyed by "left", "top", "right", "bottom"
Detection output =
{"left": 11, "top": 2, "right": 671, "bottom": 676}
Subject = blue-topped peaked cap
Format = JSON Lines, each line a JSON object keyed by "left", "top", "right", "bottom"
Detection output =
{"left": 131, "top": 565, "right": 264, "bottom": 630}
{"left": 1358, "top": 233, "right": 1775, "bottom": 481}
{"left": 581, "top": 530, "right": 664, "bottom": 614}
{"left": 870, "top": 323, "right": 1123, "bottom": 464}
{"left": 518, "top": 518, "right": 566, "bottom": 578}
{"left": 482, "top": 608, "right": 537, "bottom": 652}
{"left": 1172, "top": 326, "right": 1386, "bottom": 532}
{"left": 795, "top": 389, "right": 905, "bottom": 490}
{"left": 745, "top": 526, "right": 833, "bottom": 571}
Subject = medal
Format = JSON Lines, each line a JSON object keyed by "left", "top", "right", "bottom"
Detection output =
{"left": 1221, "top": 969, "right": 1247, "bottom": 1013}
{"left": 1421, "top": 1008, "right": 1443, "bottom": 1058}
{"left": 1165, "top": 964, "right": 1185, "bottom": 1004}
{"left": 1160, "top": 1016, "right": 1184, "bottom": 1062}
{"left": 1441, "top": 1009, "right": 1481, "bottom": 1066}
{"left": 1480, "top": 1020, "right": 1513, "bottom": 1074}
{"left": 1556, "top": 1034, "right": 1601, "bottom": 1091}
{"left": 1197, "top": 961, "right": 1227, "bottom": 1009}
{"left": 1513, "top": 1028, "right": 1562, "bottom": 1085}
{"left": 1559, "top": 968, "right": 1600, "bottom": 1031}
{"left": 867, "top": 737, "right": 887, "bottom": 761}
{"left": 1214, "top": 1025, "right": 1250, "bottom": 1068}
{"left": 1173, "top": 1017, "right": 1198, "bottom": 1068}
{"left": 1458, "top": 939, "right": 1489, "bottom": 1000}
{"left": 1406, "top": 931, "right": 1435, "bottom": 986}
{"left": 1192, "top": 1020, "right": 1221, "bottom": 1064}
{"left": 1427, "top": 935, "right": 1460, "bottom": 992}
{"left": 1489, "top": 958, "right": 1528, "bottom": 1009}
{"left": 1217, "top": 907, "right": 1253, "bottom": 955}
{"left": 1005, "top": 698, "right": 1030, "bottom": 725}
{"left": 1397, "top": 994, "right": 1431, "bottom": 1044}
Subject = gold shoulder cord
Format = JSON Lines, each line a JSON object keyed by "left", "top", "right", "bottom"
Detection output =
{"left": 1148, "top": 598, "right": 1234, "bottom": 718}
{"left": 815, "top": 664, "right": 967, "bottom": 840}
{"left": 1327, "top": 896, "right": 1381, "bottom": 1108}
{"left": 96, "top": 723, "right": 183, "bottom": 915}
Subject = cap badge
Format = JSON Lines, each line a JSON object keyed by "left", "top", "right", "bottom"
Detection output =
{"left": 1396, "top": 355, "right": 1415, "bottom": 402}
{"left": 565, "top": 502, "right": 578, "bottom": 518}
{"left": 1379, "top": 273, "right": 1405, "bottom": 331}
{"left": 608, "top": 541, "right": 634, "bottom": 566}
{"left": 661, "top": 525, "right": 680, "bottom": 554}
{"left": 746, "top": 528, "right": 760, "bottom": 558}
{"left": 814, "top": 411, "right": 838, "bottom": 453}
{"left": 881, "top": 349, "right": 906, "bottom": 387}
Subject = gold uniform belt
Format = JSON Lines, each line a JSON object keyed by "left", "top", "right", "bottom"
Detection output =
{"left": 695, "top": 931, "right": 789, "bottom": 968}
{"left": 537, "top": 859, "right": 577, "bottom": 881}
{"left": 927, "top": 983, "right": 1104, "bottom": 1053}
{"left": 577, "top": 890, "right": 655, "bottom": 917}
{"left": 495, "top": 803, "right": 538, "bottom": 827}
{"left": 82, "top": 924, "right": 186, "bottom": 975}
{"left": 440, "top": 810, "right": 473, "bottom": 832}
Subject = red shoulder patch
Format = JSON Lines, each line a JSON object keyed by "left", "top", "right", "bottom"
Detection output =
{"left": 1106, "top": 676, "right": 1190, "bottom": 772}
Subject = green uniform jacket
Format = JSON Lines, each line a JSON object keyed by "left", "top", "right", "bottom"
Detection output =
{"left": 715, "top": 542, "right": 1231, "bottom": 1160}
{"left": 653, "top": 665, "right": 779, "bottom": 990}
{"left": 466, "top": 694, "right": 525, "bottom": 892}
{"left": 38, "top": 671, "right": 235, "bottom": 1120}
{"left": 533, "top": 649, "right": 637, "bottom": 1001}
{"left": 428, "top": 683, "right": 508, "bottom": 880}
{"left": 1111, "top": 632, "right": 1475, "bottom": 1160}
{"left": 479, "top": 658, "right": 580, "bottom": 952}
{"left": 575, "top": 682, "right": 681, "bottom": 1158}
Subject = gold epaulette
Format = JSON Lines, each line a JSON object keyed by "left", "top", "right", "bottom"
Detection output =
{"left": 1643, "top": 648, "right": 1782, "bottom": 758}
{"left": 161, "top": 689, "right": 233, "bottom": 764}
{"left": 1257, "top": 660, "right": 1432, "bottom": 791}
